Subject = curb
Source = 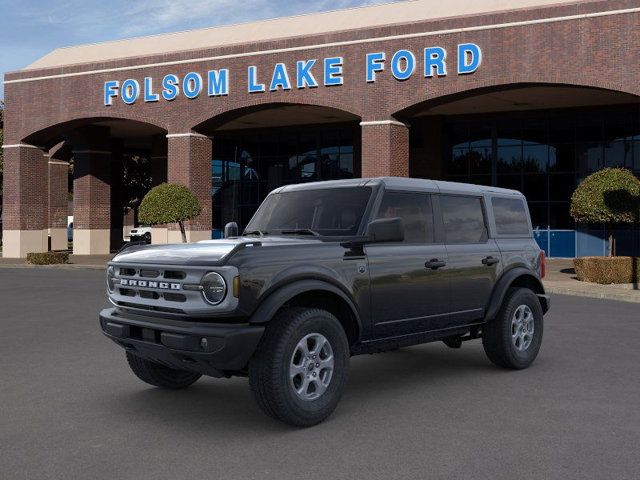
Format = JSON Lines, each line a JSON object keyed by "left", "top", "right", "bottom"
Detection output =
{"left": 544, "top": 283, "right": 640, "bottom": 304}
{"left": 0, "top": 264, "right": 105, "bottom": 271}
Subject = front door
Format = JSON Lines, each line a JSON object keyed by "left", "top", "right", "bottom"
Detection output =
{"left": 365, "top": 191, "right": 451, "bottom": 338}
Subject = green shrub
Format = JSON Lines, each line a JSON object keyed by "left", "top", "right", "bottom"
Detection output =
{"left": 574, "top": 256, "right": 640, "bottom": 284}
{"left": 27, "top": 251, "right": 69, "bottom": 265}
{"left": 139, "top": 183, "right": 202, "bottom": 242}
{"left": 570, "top": 168, "right": 640, "bottom": 256}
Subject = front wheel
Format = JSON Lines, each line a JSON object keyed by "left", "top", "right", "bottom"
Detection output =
{"left": 249, "top": 307, "right": 350, "bottom": 427}
{"left": 482, "top": 288, "right": 544, "bottom": 369}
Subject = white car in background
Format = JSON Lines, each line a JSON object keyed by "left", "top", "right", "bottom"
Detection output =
{"left": 129, "top": 226, "right": 152, "bottom": 243}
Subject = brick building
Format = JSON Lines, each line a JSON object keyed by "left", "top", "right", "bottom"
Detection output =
{"left": 3, "top": 0, "right": 640, "bottom": 258}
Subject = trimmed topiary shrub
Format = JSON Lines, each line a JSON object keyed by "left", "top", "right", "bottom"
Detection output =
{"left": 27, "top": 251, "right": 69, "bottom": 265}
{"left": 570, "top": 168, "right": 640, "bottom": 256}
{"left": 574, "top": 256, "right": 639, "bottom": 284}
{"left": 138, "top": 183, "right": 202, "bottom": 243}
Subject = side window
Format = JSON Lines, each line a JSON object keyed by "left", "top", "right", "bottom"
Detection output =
{"left": 492, "top": 197, "right": 530, "bottom": 235}
{"left": 441, "top": 195, "right": 487, "bottom": 244}
{"left": 376, "top": 191, "right": 434, "bottom": 243}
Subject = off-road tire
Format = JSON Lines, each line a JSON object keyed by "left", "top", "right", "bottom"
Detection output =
{"left": 126, "top": 351, "right": 202, "bottom": 389}
{"left": 249, "top": 307, "right": 350, "bottom": 427}
{"left": 482, "top": 287, "right": 544, "bottom": 369}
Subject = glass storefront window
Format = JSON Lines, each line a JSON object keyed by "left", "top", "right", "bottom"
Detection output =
{"left": 443, "top": 105, "right": 640, "bottom": 232}
{"left": 211, "top": 124, "right": 358, "bottom": 233}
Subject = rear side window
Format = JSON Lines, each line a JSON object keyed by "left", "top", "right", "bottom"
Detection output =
{"left": 492, "top": 197, "right": 530, "bottom": 235}
{"left": 440, "top": 195, "right": 487, "bottom": 244}
{"left": 376, "top": 191, "right": 434, "bottom": 243}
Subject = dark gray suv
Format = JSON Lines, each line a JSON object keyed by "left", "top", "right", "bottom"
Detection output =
{"left": 100, "top": 177, "right": 549, "bottom": 427}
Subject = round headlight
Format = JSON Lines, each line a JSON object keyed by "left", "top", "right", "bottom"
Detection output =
{"left": 106, "top": 266, "right": 116, "bottom": 292}
{"left": 201, "top": 272, "right": 227, "bottom": 305}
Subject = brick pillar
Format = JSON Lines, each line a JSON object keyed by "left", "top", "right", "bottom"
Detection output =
{"left": 165, "top": 132, "right": 212, "bottom": 243}
{"left": 110, "top": 140, "right": 124, "bottom": 251}
{"left": 1, "top": 144, "right": 49, "bottom": 258}
{"left": 360, "top": 120, "right": 410, "bottom": 178}
{"left": 48, "top": 143, "right": 70, "bottom": 251}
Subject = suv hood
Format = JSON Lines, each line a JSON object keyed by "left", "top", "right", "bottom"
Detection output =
{"left": 112, "top": 236, "right": 322, "bottom": 266}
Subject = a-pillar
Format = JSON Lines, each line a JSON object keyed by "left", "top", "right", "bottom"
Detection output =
{"left": 360, "top": 120, "right": 410, "bottom": 178}
{"left": 1, "top": 143, "right": 49, "bottom": 258}
{"left": 164, "top": 132, "right": 212, "bottom": 243}
{"left": 71, "top": 126, "right": 112, "bottom": 255}
{"left": 48, "top": 142, "right": 71, "bottom": 251}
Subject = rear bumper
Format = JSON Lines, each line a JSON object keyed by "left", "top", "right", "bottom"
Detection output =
{"left": 99, "top": 308, "right": 264, "bottom": 377}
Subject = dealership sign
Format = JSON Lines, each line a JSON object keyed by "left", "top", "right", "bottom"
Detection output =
{"left": 103, "top": 43, "right": 482, "bottom": 106}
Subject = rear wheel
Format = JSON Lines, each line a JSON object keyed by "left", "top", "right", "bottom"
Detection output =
{"left": 126, "top": 351, "right": 201, "bottom": 389}
{"left": 482, "top": 288, "right": 543, "bottom": 369}
{"left": 249, "top": 307, "right": 350, "bottom": 427}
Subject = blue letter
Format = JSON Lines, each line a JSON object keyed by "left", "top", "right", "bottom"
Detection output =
{"left": 296, "top": 60, "right": 318, "bottom": 89}
{"left": 458, "top": 43, "right": 482, "bottom": 74}
{"left": 270, "top": 63, "right": 292, "bottom": 91}
{"left": 208, "top": 69, "right": 229, "bottom": 96}
{"left": 183, "top": 72, "right": 202, "bottom": 99}
{"left": 104, "top": 80, "right": 119, "bottom": 106}
{"left": 162, "top": 74, "right": 179, "bottom": 101}
{"left": 391, "top": 50, "right": 415, "bottom": 81}
{"left": 121, "top": 79, "right": 140, "bottom": 105}
{"left": 424, "top": 47, "right": 447, "bottom": 77}
{"left": 366, "top": 52, "right": 385, "bottom": 83}
{"left": 248, "top": 66, "right": 265, "bottom": 93}
{"left": 324, "top": 57, "right": 343, "bottom": 86}
{"left": 144, "top": 77, "right": 159, "bottom": 102}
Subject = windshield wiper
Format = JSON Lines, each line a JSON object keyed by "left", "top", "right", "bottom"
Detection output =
{"left": 278, "top": 228, "right": 321, "bottom": 236}
{"left": 243, "top": 230, "right": 268, "bottom": 237}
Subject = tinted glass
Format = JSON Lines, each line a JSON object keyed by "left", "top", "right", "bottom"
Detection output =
{"left": 376, "top": 192, "right": 434, "bottom": 243}
{"left": 441, "top": 195, "right": 487, "bottom": 244}
{"left": 492, "top": 197, "right": 530, "bottom": 235}
{"left": 245, "top": 187, "right": 371, "bottom": 237}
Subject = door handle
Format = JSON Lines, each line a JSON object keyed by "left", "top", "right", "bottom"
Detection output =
{"left": 425, "top": 259, "right": 446, "bottom": 270}
{"left": 482, "top": 256, "right": 500, "bottom": 266}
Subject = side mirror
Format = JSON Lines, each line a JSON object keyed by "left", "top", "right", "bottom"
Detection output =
{"left": 224, "top": 222, "right": 239, "bottom": 238}
{"left": 365, "top": 217, "right": 404, "bottom": 243}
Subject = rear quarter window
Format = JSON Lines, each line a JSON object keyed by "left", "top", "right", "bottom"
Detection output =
{"left": 492, "top": 197, "right": 531, "bottom": 235}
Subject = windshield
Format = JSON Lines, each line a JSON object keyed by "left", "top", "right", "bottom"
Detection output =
{"left": 245, "top": 187, "right": 373, "bottom": 237}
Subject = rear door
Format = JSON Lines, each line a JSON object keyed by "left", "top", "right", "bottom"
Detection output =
{"left": 439, "top": 194, "right": 502, "bottom": 325}
{"left": 365, "top": 190, "right": 451, "bottom": 338}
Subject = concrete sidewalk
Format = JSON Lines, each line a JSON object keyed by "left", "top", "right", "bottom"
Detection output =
{"left": 544, "top": 259, "right": 640, "bottom": 304}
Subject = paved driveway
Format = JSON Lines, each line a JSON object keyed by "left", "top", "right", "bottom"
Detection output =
{"left": 1, "top": 268, "right": 638, "bottom": 480}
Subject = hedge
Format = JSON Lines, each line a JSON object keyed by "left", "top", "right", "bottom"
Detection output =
{"left": 574, "top": 256, "right": 640, "bottom": 284}
{"left": 27, "top": 251, "right": 70, "bottom": 265}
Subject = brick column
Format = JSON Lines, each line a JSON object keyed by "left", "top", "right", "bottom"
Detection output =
{"left": 48, "top": 148, "right": 70, "bottom": 251}
{"left": 165, "top": 132, "right": 212, "bottom": 243}
{"left": 360, "top": 120, "right": 410, "bottom": 178}
{"left": 71, "top": 127, "right": 112, "bottom": 255}
{"left": 2, "top": 144, "right": 49, "bottom": 258}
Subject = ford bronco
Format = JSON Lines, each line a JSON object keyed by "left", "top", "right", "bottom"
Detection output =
{"left": 100, "top": 177, "right": 549, "bottom": 427}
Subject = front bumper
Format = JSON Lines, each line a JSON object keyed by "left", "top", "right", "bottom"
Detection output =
{"left": 99, "top": 308, "right": 264, "bottom": 377}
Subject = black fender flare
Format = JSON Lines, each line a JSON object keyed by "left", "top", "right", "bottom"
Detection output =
{"left": 485, "top": 267, "right": 547, "bottom": 321}
{"left": 248, "top": 279, "right": 363, "bottom": 338}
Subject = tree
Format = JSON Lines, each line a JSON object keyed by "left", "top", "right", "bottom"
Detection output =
{"left": 121, "top": 153, "right": 152, "bottom": 225}
{"left": 570, "top": 168, "right": 640, "bottom": 256}
{"left": 138, "top": 183, "right": 202, "bottom": 243}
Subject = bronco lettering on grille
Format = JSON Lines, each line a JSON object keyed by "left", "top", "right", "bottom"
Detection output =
{"left": 119, "top": 279, "right": 181, "bottom": 290}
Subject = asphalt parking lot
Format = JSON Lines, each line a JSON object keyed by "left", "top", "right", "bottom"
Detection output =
{"left": 1, "top": 268, "right": 639, "bottom": 480}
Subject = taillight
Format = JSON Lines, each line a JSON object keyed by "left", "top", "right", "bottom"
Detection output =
{"left": 539, "top": 250, "right": 546, "bottom": 279}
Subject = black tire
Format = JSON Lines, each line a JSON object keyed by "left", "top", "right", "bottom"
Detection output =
{"left": 482, "top": 287, "right": 544, "bottom": 369}
{"left": 249, "top": 307, "right": 350, "bottom": 427}
{"left": 143, "top": 232, "right": 151, "bottom": 243}
{"left": 126, "top": 351, "right": 202, "bottom": 389}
